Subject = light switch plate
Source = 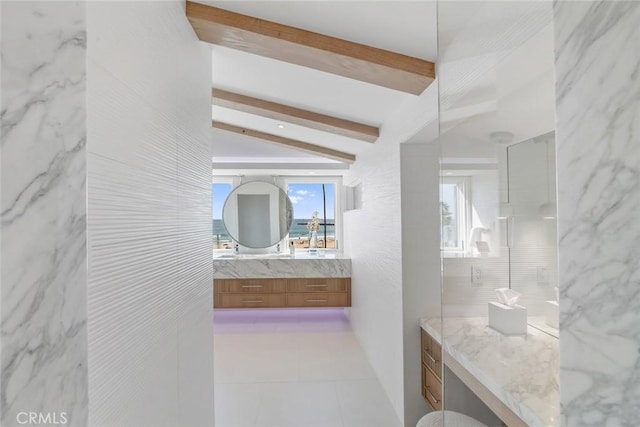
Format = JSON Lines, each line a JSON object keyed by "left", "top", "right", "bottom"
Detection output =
{"left": 537, "top": 266, "right": 549, "bottom": 283}
{"left": 471, "top": 266, "right": 482, "bottom": 284}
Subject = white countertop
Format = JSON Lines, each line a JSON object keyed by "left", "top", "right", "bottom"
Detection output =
{"left": 420, "top": 317, "right": 559, "bottom": 427}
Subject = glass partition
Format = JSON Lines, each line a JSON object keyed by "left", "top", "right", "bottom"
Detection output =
{"left": 437, "top": 1, "right": 559, "bottom": 426}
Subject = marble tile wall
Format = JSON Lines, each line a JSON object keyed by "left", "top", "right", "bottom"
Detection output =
{"left": 553, "top": 2, "right": 640, "bottom": 425}
{"left": 0, "top": 2, "right": 88, "bottom": 426}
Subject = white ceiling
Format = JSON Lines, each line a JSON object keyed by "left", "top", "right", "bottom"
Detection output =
{"left": 198, "top": 1, "right": 439, "bottom": 171}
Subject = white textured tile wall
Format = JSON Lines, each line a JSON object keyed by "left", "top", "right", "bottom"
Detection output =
{"left": 553, "top": 2, "right": 640, "bottom": 425}
{"left": 343, "top": 135, "right": 405, "bottom": 421}
{"left": 1, "top": 2, "right": 88, "bottom": 426}
{"left": 86, "top": 2, "right": 213, "bottom": 426}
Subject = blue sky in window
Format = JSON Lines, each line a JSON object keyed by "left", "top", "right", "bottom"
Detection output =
{"left": 287, "top": 183, "right": 334, "bottom": 219}
{"left": 212, "top": 183, "right": 231, "bottom": 219}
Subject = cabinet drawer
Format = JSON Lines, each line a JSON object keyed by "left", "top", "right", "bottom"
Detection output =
{"left": 422, "top": 364, "right": 443, "bottom": 411}
{"left": 286, "top": 278, "right": 348, "bottom": 293}
{"left": 421, "top": 330, "right": 442, "bottom": 380}
{"left": 286, "top": 292, "right": 349, "bottom": 307}
{"left": 217, "top": 293, "right": 286, "bottom": 308}
{"left": 215, "top": 279, "right": 285, "bottom": 294}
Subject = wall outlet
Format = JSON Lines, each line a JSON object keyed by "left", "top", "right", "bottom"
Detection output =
{"left": 471, "top": 266, "right": 482, "bottom": 284}
{"left": 537, "top": 266, "right": 549, "bottom": 284}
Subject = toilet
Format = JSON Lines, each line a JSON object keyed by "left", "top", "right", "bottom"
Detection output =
{"left": 417, "top": 410, "right": 488, "bottom": 427}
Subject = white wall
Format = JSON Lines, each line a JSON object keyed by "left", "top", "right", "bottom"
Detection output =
{"left": 1, "top": 2, "right": 88, "bottom": 425}
{"left": 343, "top": 135, "right": 405, "bottom": 421}
{"left": 86, "top": 2, "right": 214, "bottom": 426}
{"left": 400, "top": 143, "right": 441, "bottom": 426}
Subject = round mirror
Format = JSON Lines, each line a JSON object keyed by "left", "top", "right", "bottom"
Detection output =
{"left": 222, "top": 182, "right": 294, "bottom": 248}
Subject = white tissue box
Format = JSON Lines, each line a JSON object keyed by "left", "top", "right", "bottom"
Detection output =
{"left": 488, "top": 302, "right": 527, "bottom": 335}
{"left": 545, "top": 300, "right": 559, "bottom": 329}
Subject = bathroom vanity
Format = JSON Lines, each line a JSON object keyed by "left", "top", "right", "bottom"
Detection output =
{"left": 213, "top": 253, "right": 351, "bottom": 309}
{"left": 419, "top": 317, "right": 559, "bottom": 427}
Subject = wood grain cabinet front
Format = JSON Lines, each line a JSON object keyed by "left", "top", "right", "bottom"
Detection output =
{"left": 421, "top": 328, "right": 443, "bottom": 411}
{"left": 214, "top": 278, "right": 350, "bottom": 309}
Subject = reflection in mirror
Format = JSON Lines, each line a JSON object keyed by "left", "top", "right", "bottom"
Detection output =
{"left": 222, "top": 182, "right": 293, "bottom": 249}
{"left": 437, "top": 4, "right": 559, "bottom": 425}
{"left": 507, "top": 132, "right": 558, "bottom": 337}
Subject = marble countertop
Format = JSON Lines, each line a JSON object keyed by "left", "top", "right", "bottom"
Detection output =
{"left": 213, "top": 252, "right": 351, "bottom": 279}
{"left": 420, "top": 317, "right": 559, "bottom": 427}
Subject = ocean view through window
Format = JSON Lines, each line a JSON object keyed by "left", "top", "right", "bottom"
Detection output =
{"left": 287, "top": 183, "right": 335, "bottom": 249}
{"left": 213, "top": 182, "right": 232, "bottom": 249}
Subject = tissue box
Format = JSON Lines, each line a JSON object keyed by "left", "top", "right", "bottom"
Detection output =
{"left": 545, "top": 300, "right": 559, "bottom": 329}
{"left": 488, "top": 302, "right": 527, "bottom": 335}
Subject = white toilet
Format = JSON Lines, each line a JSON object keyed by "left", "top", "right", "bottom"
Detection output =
{"left": 417, "top": 410, "right": 488, "bottom": 427}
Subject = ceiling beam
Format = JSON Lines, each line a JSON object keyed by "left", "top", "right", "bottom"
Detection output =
{"left": 213, "top": 122, "right": 356, "bottom": 164}
{"left": 212, "top": 89, "right": 379, "bottom": 143}
{"left": 187, "top": 2, "right": 435, "bottom": 95}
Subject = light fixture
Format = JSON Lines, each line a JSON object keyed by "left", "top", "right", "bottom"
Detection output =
{"left": 277, "top": 124, "right": 285, "bottom": 129}
{"left": 490, "top": 131, "right": 515, "bottom": 145}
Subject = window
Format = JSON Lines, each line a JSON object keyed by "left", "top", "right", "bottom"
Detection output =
{"left": 441, "top": 177, "right": 470, "bottom": 253}
{"left": 212, "top": 182, "right": 232, "bottom": 249}
{"left": 284, "top": 178, "right": 340, "bottom": 250}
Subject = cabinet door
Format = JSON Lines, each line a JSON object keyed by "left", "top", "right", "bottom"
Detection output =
{"left": 215, "top": 279, "right": 286, "bottom": 294}
{"left": 285, "top": 278, "right": 348, "bottom": 293}
{"left": 217, "top": 293, "right": 286, "bottom": 308}
{"left": 422, "top": 364, "right": 443, "bottom": 411}
{"left": 286, "top": 292, "right": 349, "bottom": 307}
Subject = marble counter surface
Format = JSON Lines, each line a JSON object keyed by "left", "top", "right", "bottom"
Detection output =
{"left": 420, "top": 317, "right": 559, "bottom": 427}
{"left": 213, "top": 252, "right": 351, "bottom": 279}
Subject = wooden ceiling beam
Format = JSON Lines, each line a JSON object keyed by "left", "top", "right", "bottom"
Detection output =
{"left": 212, "top": 122, "right": 356, "bottom": 164}
{"left": 212, "top": 89, "right": 378, "bottom": 143}
{"left": 187, "top": 1, "right": 435, "bottom": 95}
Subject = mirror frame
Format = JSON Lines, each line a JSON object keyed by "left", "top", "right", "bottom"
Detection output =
{"left": 222, "top": 181, "right": 294, "bottom": 248}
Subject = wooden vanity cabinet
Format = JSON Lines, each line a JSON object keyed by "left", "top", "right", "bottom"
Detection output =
{"left": 421, "top": 328, "right": 443, "bottom": 411}
{"left": 214, "top": 278, "right": 351, "bottom": 309}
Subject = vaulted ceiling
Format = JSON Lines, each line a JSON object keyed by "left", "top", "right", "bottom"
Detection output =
{"left": 186, "top": 1, "right": 439, "bottom": 173}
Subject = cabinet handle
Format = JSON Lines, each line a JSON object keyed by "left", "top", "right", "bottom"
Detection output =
{"left": 427, "top": 353, "right": 437, "bottom": 364}
{"left": 242, "top": 300, "right": 263, "bottom": 303}
{"left": 307, "top": 284, "right": 328, "bottom": 287}
{"left": 242, "top": 285, "right": 263, "bottom": 288}
{"left": 426, "top": 386, "right": 440, "bottom": 404}
{"left": 306, "top": 299, "right": 327, "bottom": 303}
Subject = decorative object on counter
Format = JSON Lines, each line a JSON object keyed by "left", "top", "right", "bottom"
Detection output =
{"left": 307, "top": 211, "right": 320, "bottom": 254}
{"left": 489, "top": 288, "right": 527, "bottom": 335}
{"left": 289, "top": 240, "right": 295, "bottom": 256}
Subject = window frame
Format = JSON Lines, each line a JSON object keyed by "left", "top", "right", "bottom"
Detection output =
{"left": 281, "top": 176, "right": 343, "bottom": 251}
{"left": 441, "top": 176, "right": 472, "bottom": 255}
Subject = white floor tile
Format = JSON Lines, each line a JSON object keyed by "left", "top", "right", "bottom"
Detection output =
{"left": 335, "top": 380, "right": 402, "bottom": 427}
{"left": 213, "top": 309, "right": 399, "bottom": 427}
{"left": 214, "top": 383, "right": 262, "bottom": 427}
{"left": 254, "top": 382, "right": 343, "bottom": 427}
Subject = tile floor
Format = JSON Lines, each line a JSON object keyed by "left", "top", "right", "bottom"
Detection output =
{"left": 214, "top": 309, "right": 402, "bottom": 427}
